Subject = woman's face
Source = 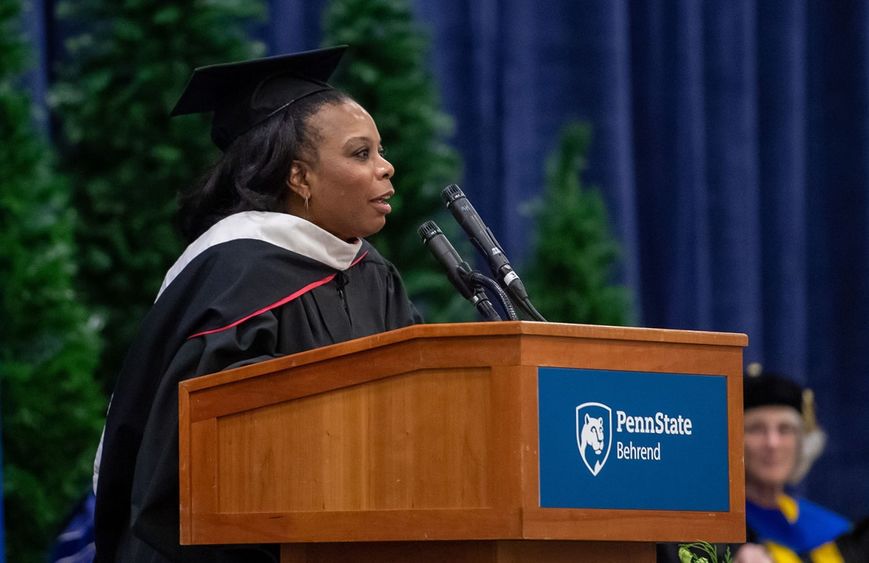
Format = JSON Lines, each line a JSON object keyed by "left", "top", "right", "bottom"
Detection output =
{"left": 743, "top": 406, "right": 801, "bottom": 491}
{"left": 297, "top": 100, "right": 395, "bottom": 241}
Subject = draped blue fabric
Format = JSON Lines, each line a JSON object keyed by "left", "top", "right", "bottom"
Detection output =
{"left": 268, "top": 0, "right": 869, "bottom": 524}
{"left": 21, "top": 0, "right": 869, "bottom": 524}
{"left": 373, "top": 1, "right": 869, "bottom": 519}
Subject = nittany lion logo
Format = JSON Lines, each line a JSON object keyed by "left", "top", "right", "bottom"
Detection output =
{"left": 575, "top": 402, "right": 613, "bottom": 476}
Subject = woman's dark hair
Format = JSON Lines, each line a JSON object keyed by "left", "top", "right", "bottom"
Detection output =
{"left": 177, "top": 89, "right": 352, "bottom": 242}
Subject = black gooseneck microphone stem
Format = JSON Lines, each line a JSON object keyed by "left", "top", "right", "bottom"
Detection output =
{"left": 468, "top": 284, "right": 502, "bottom": 321}
{"left": 467, "top": 271, "right": 518, "bottom": 321}
{"left": 519, "top": 297, "right": 546, "bottom": 322}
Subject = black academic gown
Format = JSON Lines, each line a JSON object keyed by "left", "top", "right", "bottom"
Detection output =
{"left": 836, "top": 516, "right": 869, "bottom": 563}
{"left": 93, "top": 212, "right": 421, "bottom": 563}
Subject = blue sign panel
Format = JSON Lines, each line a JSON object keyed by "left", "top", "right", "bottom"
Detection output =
{"left": 538, "top": 367, "right": 729, "bottom": 511}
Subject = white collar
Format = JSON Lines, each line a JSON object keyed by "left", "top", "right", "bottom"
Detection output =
{"left": 157, "top": 211, "right": 362, "bottom": 300}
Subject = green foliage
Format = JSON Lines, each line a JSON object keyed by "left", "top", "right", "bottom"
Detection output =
{"left": 679, "top": 541, "right": 733, "bottom": 563}
{"left": 524, "top": 123, "right": 633, "bottom": 325}
{"left": 322, "top": 0, "right": 470, "bottom": 322}
{"left": 52, "top": 0, "right": 266, "bottom": 389}
{"left": 1, "top": 1, "right": 105, "bottom": 561}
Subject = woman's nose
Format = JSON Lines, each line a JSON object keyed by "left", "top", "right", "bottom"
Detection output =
{"left": 378, "top": 155, "right": 395, "bottom": 180}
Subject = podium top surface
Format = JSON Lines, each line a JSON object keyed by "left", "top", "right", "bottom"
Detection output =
{"left": 181, "top": 321, "right": 747, "bottom": 393}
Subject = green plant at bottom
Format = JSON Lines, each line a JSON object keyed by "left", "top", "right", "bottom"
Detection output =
{"left": 678, "top": 541, "right": 733, "bottom": 563}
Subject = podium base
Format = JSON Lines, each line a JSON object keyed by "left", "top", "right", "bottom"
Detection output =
{"left": 281, "top": 540, "right": 654, "bottom": 562}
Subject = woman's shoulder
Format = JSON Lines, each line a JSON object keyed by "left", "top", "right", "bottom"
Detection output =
{"left": 357, "top": 240, "right": 401, "bottom": 273}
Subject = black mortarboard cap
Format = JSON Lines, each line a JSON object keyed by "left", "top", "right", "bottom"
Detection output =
{"left": 744, "top": 365, "right": 804, "bottom": 413}
{"left": 170, "top": 45, "right": 347, "bottom": 151}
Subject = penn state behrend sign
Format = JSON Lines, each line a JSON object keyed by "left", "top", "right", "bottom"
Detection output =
{"left": 538, "top": 367, "right": 729, "bottom": 511}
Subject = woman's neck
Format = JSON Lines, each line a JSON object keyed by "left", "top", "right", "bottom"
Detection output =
{"left": 745, "top": 480, "right": 785, "bottom": 508}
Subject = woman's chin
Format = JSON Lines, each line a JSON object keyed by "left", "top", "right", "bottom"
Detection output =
{"left": 358, "top": 219, "right": 387, "bottom": 239}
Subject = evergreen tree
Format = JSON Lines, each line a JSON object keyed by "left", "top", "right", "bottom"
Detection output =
{"left": 0, "top": 1, "right": 105, "bottom": 561}
{"left": 52, "top": 0, "right": 266, "bottom": 389}
{"left": 524, "top": 123, "right": 633, "bottom": 325}
{"left": 322, "top": 0, "right": 470, "bottom": 321}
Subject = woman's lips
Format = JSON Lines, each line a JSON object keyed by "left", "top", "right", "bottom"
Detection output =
{"left": 371, "top": 193, "right": 393, "bottom": 214}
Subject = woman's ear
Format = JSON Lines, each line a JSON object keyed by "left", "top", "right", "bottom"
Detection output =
{"left": 287, "top": 160, "right": 311, "bottom": 200}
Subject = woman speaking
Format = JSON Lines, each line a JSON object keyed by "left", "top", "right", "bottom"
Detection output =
{"left": 92, "top": 45, "right": 421, "bottom": 563}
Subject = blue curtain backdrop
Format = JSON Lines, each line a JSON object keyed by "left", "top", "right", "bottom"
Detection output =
{"left": 21, "top": 0, "right": 869, "bottom": 523}
{"left": 269, "top": 0, "right": 869, "bottom": 523}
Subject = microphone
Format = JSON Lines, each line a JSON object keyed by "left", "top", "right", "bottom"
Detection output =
{"left": 418, "top": 221, "right": 501, "bottom": 321}
{"left": 418, "top": 220, "right": 474, "bottom": 299}
{"left": 441, "top": 184, "right": 530, "bottom": 302}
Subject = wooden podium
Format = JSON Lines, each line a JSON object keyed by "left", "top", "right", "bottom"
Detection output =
{"left": 179, "top": 321, "right": 747, "bottom": 562}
